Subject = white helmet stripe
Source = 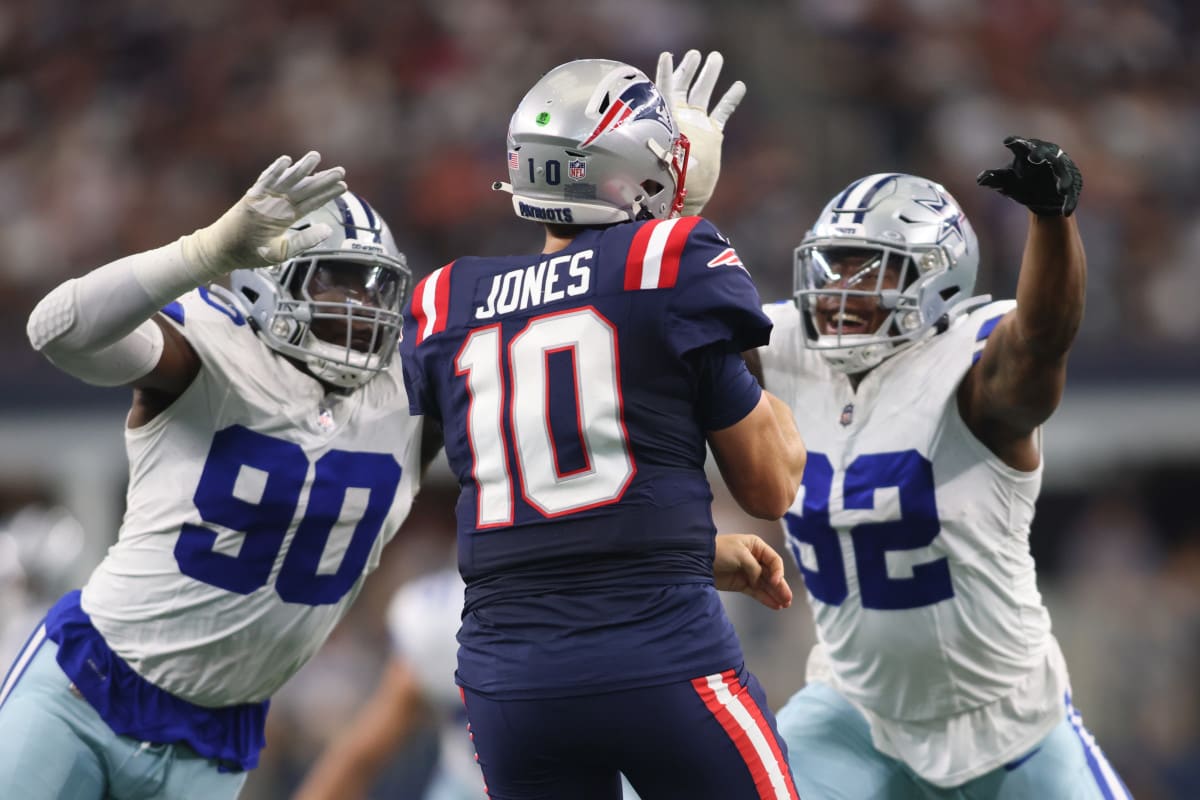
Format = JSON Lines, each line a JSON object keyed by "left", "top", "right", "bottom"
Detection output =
{"left": 833, "top": 173, "right": 903, "bottom": 222}
{"left": 349, "top": 192, "right": 382, "bottom": 242}
{"left": 334, "top": 192, "right": 377, "bottom": 242}
{"left": 332, "top": 195, "right": 357, "bottom": 239}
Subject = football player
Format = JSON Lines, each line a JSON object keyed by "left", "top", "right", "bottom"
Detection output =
{"left": 1, "top": 153, "right": 437, "bottom": 799}
{"left": 750, "top": 139, "right": 1132, "bottom": 798}
{"left": 399, "top": 54, "right": 806, "bottom": 799}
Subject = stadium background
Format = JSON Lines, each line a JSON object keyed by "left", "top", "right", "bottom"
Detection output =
{"left": 0, "top": 0, "right": 1197, "bottom": 796}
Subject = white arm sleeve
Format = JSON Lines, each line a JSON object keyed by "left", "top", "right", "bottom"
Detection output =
{"left": 26, "top": 238, "right": 201, "bottom": 387}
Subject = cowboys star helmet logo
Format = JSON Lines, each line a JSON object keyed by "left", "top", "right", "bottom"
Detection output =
{"left": 912, "top": 185, "right": 968, "bottom": 248}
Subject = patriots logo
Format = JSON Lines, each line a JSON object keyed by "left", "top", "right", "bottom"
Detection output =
{"left": 580, "top": 81, "right": 671, "bottom": 147}
{"left": 912, "top": 185, "right": 967, "bottom": 247}
{"left": 707, "top": 248, "right": 746, "bottom": 271}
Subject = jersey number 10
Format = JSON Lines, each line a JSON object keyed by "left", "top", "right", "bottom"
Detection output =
{"left": 456, "top": 308, "right": 635, "bottom": 527}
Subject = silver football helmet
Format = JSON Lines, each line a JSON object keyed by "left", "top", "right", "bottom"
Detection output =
{"left": 494, "top": 59, "right": 689, "bottom": 225}
{"left": 794, "top": 173, "right": 986, "bottom": 374}
{"left": 229, "top": 192, "right": 411, "bottom": 389}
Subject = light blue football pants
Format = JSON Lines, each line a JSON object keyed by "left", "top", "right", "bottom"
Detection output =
{"left": 0, "top": 627, "right": 247, "bottom": 800}
{"left": 777, "top": 681, "right": 1132, "bottom": 800}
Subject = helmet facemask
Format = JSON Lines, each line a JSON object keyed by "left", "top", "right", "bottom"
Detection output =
{"left": 796, "top": 245, "right": 949, "bottom": 373}
{"left": 793, "top": 173, "right": 985, "bottom": 374}
{"left": 230, "top": 193, "right": 412, "bottom": 390}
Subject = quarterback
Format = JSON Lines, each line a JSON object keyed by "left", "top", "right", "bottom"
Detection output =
{"left": 750, "top": 138, "right": 1131, "bottom": 798}
{"left": 400, "top": 53, "right": 805, "bottom": 799}
{"left": 1, "top": 153, "right": 433, "bottom": 799}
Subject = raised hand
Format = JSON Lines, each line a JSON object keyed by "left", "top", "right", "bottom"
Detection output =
{"left": 977, "top": 136, "right": 1082, "bottom": 217}
{"left": 656, "top": 50, "right": 746, "bottom": 216}
{"left": 182, "top": 151, "right": 348, "bottom": 280}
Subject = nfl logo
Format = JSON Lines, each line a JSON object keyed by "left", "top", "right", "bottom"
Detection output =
{"left": 316, "top": 407, "right": 336, "bottom": 432}
{"left": 568, "top": 159, "right": 587, "bottom": 181}
{"left": 839, "top": 403, "right": 854, "bottom": 427}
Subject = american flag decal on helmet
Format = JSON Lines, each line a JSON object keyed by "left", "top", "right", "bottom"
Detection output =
{"left": 508, "top": 151, "right": 520, "bottom": 172}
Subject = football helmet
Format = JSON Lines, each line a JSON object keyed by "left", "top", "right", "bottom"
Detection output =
{"left": 794, "top": 173, "right": 986, "bottom": 374}
{"left": 229, "top": 192, "right": 411, "bottom": 389}
{"left": 494, "top": 59, "right": 689, "bottom": 225}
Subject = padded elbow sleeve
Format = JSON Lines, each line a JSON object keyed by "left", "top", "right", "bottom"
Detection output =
{"left": 41, "top": 318, "right": 165, "bottom": 387}
{"left": 27, "top": 269, "right": 167, "bottom": 387}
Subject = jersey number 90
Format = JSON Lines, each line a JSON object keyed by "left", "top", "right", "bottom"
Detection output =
{"left": 174, "top": 425, "right": 402, "bottom": 606}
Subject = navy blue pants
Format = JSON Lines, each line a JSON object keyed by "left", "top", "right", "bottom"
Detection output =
{"left": 461, "top": 666, "right": 799, "bottom": 800}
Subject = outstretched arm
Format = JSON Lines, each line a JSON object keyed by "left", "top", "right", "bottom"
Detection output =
{"left": 293, "top": 658, "right": 429, "bottom": 800}
{"left": 959, "top": 137, "right": 1086, "bottom": 470}
{"left": 26, "top": 152, "right": 346, "bottom": 396}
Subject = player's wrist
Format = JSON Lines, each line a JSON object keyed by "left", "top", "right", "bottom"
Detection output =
{"left": 135, "top": 237, "right": 216, "bottom": 305}
{"left": 678, "top": 125, "right": 722, "bottom": 216}
{"left": 179, "top": 200, "right": 259, "bottom": 283}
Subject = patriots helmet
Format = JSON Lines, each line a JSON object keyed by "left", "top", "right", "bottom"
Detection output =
{"left": 794, "top": 173, "right": 985, "bottom": 374}
{"left": 228, "top": 192, "right": 411, "bottom": 389}
{"left": 495, "top": 59, "right": 689, "bottom": 225}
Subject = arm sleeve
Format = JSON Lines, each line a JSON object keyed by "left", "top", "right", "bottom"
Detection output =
{"left": 691, "top": 346, "right": 763, "bottom": 431}
{"left": 665, "top": 219, "right": 773, "bottom": 358}
{"left": 25, "top": 242, "right": 195, "bottom": 386}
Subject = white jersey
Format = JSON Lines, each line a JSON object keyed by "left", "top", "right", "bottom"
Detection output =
{"left": 81, "top": 288, "right": 423, "bottom": 707}
{"left": 386, "top": 568, "right": 484, "bottom": 798}
{"left": 761, "top": 299, "right": 1070, "bottom": 787}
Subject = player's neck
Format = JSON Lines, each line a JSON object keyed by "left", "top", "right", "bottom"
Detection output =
{"left": 542, "top": 228, "right": 577, "bottom": 254}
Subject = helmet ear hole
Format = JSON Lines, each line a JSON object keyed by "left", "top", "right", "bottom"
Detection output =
{"left": 641, "top": 179, "right": 664, "bottom": 196}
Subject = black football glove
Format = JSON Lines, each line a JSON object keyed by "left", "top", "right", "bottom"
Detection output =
{"left": 977, "top": 136, "right": 1082, "bottom": 217}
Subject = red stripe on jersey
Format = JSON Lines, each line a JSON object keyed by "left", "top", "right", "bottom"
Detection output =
{"left": 656, "top": 215, "right": 702, "bottom": 289}
{"left": 410, "top": 277, "right": 431, "bottom": 341}
{"left": 623, "top": 220, "right": 663, "bottom": 291}
{"left": 432, "top": 262, "right": 453, "bottom": 335}
{"left": 691, "top": 670, "right": 798, "bottom": 799}
{"left": 413, "top": 261, "right": 455, "bottom": 346}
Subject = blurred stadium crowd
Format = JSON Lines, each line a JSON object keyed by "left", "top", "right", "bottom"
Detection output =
{"left": 1, "top": 0, "right": 1197, "bottom": 797}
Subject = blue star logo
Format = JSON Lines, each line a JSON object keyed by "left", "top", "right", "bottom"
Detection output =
{"left": 913, "top": 186, "right": 966, "bottom": 246}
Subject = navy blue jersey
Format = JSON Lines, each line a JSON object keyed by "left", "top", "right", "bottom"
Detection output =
{"left": 400, "top": 216, "right": 771, "bottom": 698}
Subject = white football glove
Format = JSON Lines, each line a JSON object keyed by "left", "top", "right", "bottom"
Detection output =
{"left": 657, "top": 50, "right": 746, "bottom": 217}
{"left": 180, "top": 151, "right": 347, "bottom": 282}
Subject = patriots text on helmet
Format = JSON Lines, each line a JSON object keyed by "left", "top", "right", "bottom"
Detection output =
{"left": 474, "top": 250, "right": 593, "bottom": 321}
{"left": 517, "top": 202, "right": 575, "bottom": 223}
